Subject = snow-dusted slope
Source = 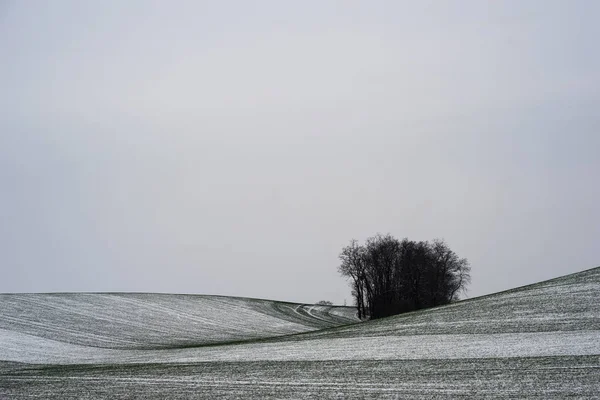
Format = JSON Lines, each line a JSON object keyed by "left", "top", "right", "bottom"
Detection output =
{"left": 0, "top": 293, "right": 358, "bottom": 349}
{"left": 1, "top": 267, "right": 598, "bottom": 365}
{"left": 1, "top": 267, "right": 599, "bottom": 399}
{"left": 296, "top": 265, "right": 600, "bottom": 340}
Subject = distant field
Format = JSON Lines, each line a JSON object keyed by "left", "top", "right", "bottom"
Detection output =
{"left": 1, "top": 267, "right": 599, "bottom": 399}
{"left": 0, "top": 293, "right": 359, "bottom": 350}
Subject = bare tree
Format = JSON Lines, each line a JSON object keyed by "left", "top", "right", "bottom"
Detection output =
{"left": 338, "top": 239, "right": 368, "bottom": 319}
{"left": 338, "top": 235, "right": 470, "bottom": 320}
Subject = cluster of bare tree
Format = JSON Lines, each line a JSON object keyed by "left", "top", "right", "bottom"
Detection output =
{"left": 338, "top": 234, "right": 470, "bottom": 320}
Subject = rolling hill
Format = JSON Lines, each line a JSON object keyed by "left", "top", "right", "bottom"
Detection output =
{"left": 0, "top": 293, "right": 358, "bottom": 351}
{"left": 1, "top": 267, "right": 599, "bottom": 399}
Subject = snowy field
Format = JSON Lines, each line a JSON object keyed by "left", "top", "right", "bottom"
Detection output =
{"left": 1, "top": 267, "right": 599, "bottom": 399}
{"left": 0, "top": 293, "right": 358, "bottom": 349}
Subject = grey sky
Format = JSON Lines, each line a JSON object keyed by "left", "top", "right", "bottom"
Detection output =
{"left": 1, "top": 1, "right": 598, "bottom": 304}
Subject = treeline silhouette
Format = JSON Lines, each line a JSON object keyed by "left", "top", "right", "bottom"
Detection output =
{"left": 338, "top": 234, "right": 470, "bottom": 320}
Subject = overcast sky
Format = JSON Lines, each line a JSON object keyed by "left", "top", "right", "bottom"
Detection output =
{"left": 1, "top": 1, "right": 598, "bottom": 304}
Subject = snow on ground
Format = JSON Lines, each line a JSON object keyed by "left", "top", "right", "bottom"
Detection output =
{"left": 3, "top": 357, "right": 598, "bottom": 399}
{"left": 1, "top": 267, "right": 599, "bottom": 398}
{"left": 1, "top": 328, "right": 597, "bottom": 364}
{"left": 295, "top": 266, "right": 600, "bottom": 340}
{"left": 0, "top": 293, "right": 358, "bottom": 349}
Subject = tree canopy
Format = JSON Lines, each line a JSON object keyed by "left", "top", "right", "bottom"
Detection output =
{"left": 338, "top": 234, "right": 470, "bottom": 320}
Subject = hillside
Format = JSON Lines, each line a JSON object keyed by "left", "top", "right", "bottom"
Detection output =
{"left": 1, "top": 267, "right": 599, "bottom": 399}
{"left": 0, "top": 293, "right": 358, "bottom": 350}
